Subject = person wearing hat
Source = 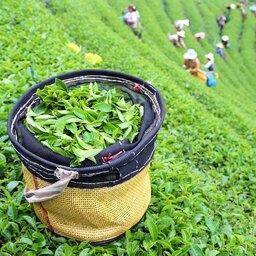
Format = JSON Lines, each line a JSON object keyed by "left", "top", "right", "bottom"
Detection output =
{"left": 183, "top": 49, "right": 200, "bottom": 76}
{"left": 204, "top": 53, "right": 214, "bottom": 71}
{"left": 126, "top": 4, "right": 138, "bottom": 29}
{"left": 167, "top": 30, "right": 186, "bottom": 48}
{"left": 249, "top": 4, "right": 256, "bottom": 17}
{"left": 221, "top": 35, "right": 231, "bottom": 48}
{"left": 204, "top": 53, "right": 219, "bottom": 83}
{"left": 124, "top": 3, "right": 143, "bottom": 39}
{"left": 224, "top": 3, "right": 236, "bottom": 21}
{"left": 241, "top": 0, "right": 248, "bottom": 6}
{"left": 215, "top": 43, "right": 226, "bottom": 60}
{"left": 236, "top": 3, "right": 247, "bottom": 20}
{"left": 217, "top": 15, "right": 227, "bottom": 35}
{"left": 225, "top": 3, "right": 236, "bottom": 10}
{"left": 174, "top": 19, "right": 190, "bottom": 31}
{"left": 194, "top": 32, "right": 205, "bottom": 41}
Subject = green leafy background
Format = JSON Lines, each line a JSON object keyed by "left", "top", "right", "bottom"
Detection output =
{"left": 0, "top": 0, "right": 255, "bottom": 255}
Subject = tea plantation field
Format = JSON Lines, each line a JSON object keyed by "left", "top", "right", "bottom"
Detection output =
{"left": 0, "top": 0, "right": 255, "bottom": 255}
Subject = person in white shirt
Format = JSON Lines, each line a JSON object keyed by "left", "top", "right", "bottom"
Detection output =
{"left": 123, "top": 4, "right": 142, "bottom": 39}
{"left": 174, "top": 19, "right": 190, "bottom": 31}
{"left": 167, "top": 30, "right": 186, "bottom": 48}
{"left": 217, "top": 15, "right": 227, "bottom": 35}
{"left": 126, "top": 4, "right": 138, "bottom": 29}
{"left": 204, "top": 53, "right": 214, "bottom": 71}
{"left": 249, "top": 4, "right": 256, "bottom": 16}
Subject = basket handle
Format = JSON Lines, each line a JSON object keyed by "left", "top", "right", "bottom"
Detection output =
{"left": 24, "top": 168, "right": 79, "bottom": 203}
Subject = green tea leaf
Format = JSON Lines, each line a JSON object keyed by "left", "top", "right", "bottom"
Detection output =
{"left": 79, "top": 249, "right": 90, "bottom": 256}
{"left": 116, "top": 109, "right": 124, "bottom": 122}
{"left": 205, "top": 216, "right": 217, "bottom": 234}
{"left": 72, "top": 147, "right": 102, "bottom": 163}
{"left": 75, "top": 134, "right": 93, "bottom": 150}
{"left": 39, "top": 249, "right": 54, "bottom": 255}
{"left": 82, "top": 132, "right": 95, "bottom": 143}
{"left": 55, "top": 115, "right": 76, "bottom": 133}
{"left": 0, "top": 135, "right": 9, "bottom": 143}
{"left": 6, "top": 181, "right": 19, "bottom": 192}
{"left": 116, "top": 98, "right": 128, "bottom": 109}
{"left": 123, "top": 125, "right": 132, "bottom": 139}
{"left": 66, "top": 123, "right": 78, "bottom": 134}
{"left": 100, "top": 132, "right": 116, "bottom": 144}
{"left": 7, "top": 203, "right": 18, "bottom": 220}
{"left": 103, "top": 123, "right": 117, "bottom": 134}
{"left": 73, "top": 108, "right": 88, "bottom": 119}
{"left": 118, "top": 122, "right": 130, "bottom": 130}
{"left": 19, "top": 237, "right": 33, "bottom": 246}
{"left": 26, "top": 115, "right": 49, "bottom": 133}
{"left": 205, "top": 249, "right": 220, "bottom": 256}
{"left": 22, "top": 215, "right": 36, "bottom": 228}
{"left": 145, "top": 213, "right": 158, "bottom": 240}
{"left": 55, "top": 78, "right": 68, "bottom": 92}
{"left": 35, "top": 115, "right": 55, "bottom": 120}
{"left": 93, "top": 102, "right": 112, "bottom": 112}
{"left": 189, "top": 244, "right": 204, "bottom": 256}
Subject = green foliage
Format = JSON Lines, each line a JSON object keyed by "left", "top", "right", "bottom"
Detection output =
{"left": 0, "top": 0, "right": 255, "bottom": 255}
{"left": 23, "top": 79, "right": 142, "bottom": 166}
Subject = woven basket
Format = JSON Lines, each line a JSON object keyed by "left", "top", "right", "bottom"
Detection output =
{"left": 8, "top": 70, "right": 165, "bottom": 243}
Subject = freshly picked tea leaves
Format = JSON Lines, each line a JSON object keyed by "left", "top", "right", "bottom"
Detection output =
{"left": 23, "top": 79, "right": 143, "bottom": 166}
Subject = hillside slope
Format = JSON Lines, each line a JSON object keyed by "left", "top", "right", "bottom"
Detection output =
{"left": 0, "top": 0, "right": 255, "bottom": 255}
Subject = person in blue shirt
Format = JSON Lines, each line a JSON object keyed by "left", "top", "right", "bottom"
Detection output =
{"left": 215, "top": 43, "right": 226, "bottom": 60}
{"left": 204, "top": 53, "right": 219, "bottom": 83}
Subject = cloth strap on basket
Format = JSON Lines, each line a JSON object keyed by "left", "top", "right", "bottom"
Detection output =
{"left": 24, "top": 168, "right": 79, "bottom": 203}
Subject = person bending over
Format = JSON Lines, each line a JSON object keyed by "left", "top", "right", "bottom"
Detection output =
{"left": 168, "top": 30, "right": 186, "bottom": 48}
{"left": 183, "top": 49, "right": 200, "bottom": 76}
{"left": 174, "top": 19, "right": 190, "bottom": 31}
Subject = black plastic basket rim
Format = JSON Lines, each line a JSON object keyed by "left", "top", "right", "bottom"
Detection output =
{"left": 7, "top": 69, "right": 165, "bottom": 174}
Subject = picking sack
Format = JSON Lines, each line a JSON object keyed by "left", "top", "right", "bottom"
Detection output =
{"left": 7, "top": 69, "right": 165, "bottom": 243}
{"left": 206, "top": 71, "right": 217, "bottom": 87}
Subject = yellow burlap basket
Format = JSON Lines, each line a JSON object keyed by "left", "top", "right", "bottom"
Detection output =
{"left": 22, "top": 164, "right": 151, "bottom": 242}
{"left": 8, "top": 70, "right": 165, "bottom": 243}
{"left": 197, "top": 70, "right": 208, "bottom": 82}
